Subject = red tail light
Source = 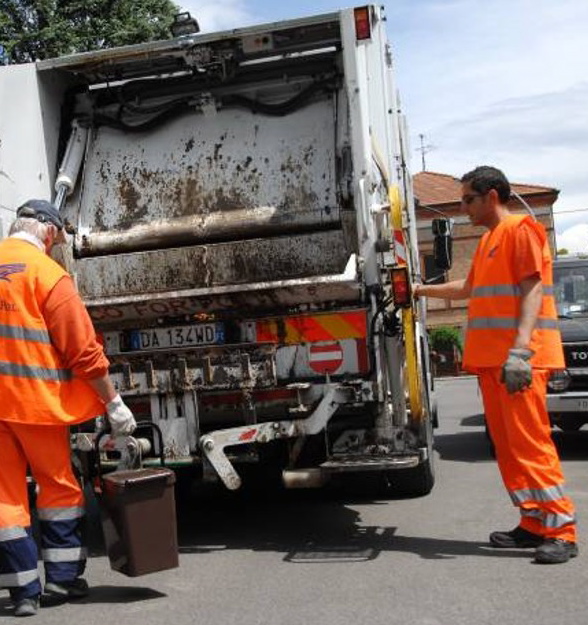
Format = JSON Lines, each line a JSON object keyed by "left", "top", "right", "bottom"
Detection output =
{"left": 391, "top": 267, "right": 410, "bottom": 308}
{"left": 354, "top": 7, "right": 371, "bottom": 40}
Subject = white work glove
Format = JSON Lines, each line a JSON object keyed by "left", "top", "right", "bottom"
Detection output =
{"left": 500, "top": 348, "right": 534, "bottom": 394}
{"left": 106, "top": 394, "right": 137, "bottom": 436}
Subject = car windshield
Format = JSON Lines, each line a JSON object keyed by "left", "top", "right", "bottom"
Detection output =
{"left": 553, "top": 262, "right": 588, "bottom": 317}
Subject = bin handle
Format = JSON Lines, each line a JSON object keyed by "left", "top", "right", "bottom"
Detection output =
{"left": 94, "top": 421, "right": 166, "bottom": 481}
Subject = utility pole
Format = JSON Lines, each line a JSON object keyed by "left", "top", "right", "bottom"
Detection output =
{"left": 417, "top": 133, "right": 435, "bottom": 171}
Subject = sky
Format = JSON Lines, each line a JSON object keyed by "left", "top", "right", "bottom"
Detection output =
{"left": 178, "top": 0, "right": 588, "bottom": 253}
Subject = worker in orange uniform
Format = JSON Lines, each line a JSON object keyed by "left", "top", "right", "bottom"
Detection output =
{"left": 0, "top": 200, "right": 137, "bottom": 617}
{"left": 414, "top": 166, "right": 577, "bottom": 565}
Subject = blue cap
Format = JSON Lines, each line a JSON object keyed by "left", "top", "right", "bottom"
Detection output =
{"left": 16, "top": 199, "right": 63, "bottom": 230}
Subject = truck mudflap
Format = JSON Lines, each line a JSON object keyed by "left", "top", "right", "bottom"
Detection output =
{"left": 200, "top": 384, "right": 355, "bottom": 489}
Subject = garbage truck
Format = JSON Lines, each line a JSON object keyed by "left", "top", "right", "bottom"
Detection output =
{"left": 0, "top": 5, "right": 445, "bottom": 496}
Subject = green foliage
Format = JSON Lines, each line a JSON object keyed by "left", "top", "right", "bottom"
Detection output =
{"left": 429, "top": 325, "right": 462, "bottom": 354}
{"left": 0, "top": 0, "right": 180, "bottom": 63}
{"left": 557, "top": 248, "right": 569, "bottom": 256}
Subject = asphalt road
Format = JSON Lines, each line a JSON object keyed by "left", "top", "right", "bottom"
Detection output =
{"left": 2, "top": 376, "right": 587, "bottom": 624}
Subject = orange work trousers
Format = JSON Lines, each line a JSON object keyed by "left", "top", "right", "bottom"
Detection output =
{"left": 478, "top": 368, "right": 576, "bottom": 542}
{"left": 0, "top": 421, "right": 84, "bottom": 528}
{"left": 0, "top": 421, "right": 86, "bottom": 597}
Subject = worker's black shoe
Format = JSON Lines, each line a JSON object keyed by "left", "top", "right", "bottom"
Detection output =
{"left": 489, "top": 526, "right": 543, "bottom": 548}
{"left": 14, "top": 595, "right": 40, "bottom": 617}
{"left": 534, "top": 539, "right": 578, "bottom": 564}
{"left": 41, "top": 578, "right": 89, "bottom": 606}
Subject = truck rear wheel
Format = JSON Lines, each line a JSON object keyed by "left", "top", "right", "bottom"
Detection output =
{"left": 385, "top": 454, "right": 434, "bottom": 497}
{"left": 385, "top": 412, "right": 435, "bottom": 498}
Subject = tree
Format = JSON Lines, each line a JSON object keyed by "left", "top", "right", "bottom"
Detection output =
{"left": 0, "top": 0, "right": 180, "bottom": 64}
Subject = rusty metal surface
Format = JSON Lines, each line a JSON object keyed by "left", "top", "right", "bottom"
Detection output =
{"left": 108, "top": 345, "right": 278, "bottom": 393}
{"left": 87, "top": 276, "right": 361, "bottom": 327}
{"left": 76, "top": 230, "right": 349, "bottom": 301}
{"left": 75, "top": 205, "right": 340, "bottom": 256}
{"left": 61, "top": 52, "right": 358, "bottom": 325}
{"left": 75, "top": 99, "right": 337, "bottom": 236}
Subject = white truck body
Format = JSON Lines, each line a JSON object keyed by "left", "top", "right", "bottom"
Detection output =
{"left": 0, "top": 5, "right": 436, "bottom": 495}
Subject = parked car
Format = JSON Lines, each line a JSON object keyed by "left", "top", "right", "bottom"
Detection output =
{"left": 547, "top": 257, "right": 588, "bottom": 431}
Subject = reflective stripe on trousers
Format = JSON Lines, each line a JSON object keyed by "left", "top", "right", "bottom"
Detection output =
{"left": 520, "top": 507, "right": 576, "bottom": 529}
{"left": 478, "top": 368, "right": 576, "bottom": 542}
{"left": 38, "top": 514, "right": 86, "bottom": 582}
{"left": 0, "top": 527, "right": 41, "bottom": 601}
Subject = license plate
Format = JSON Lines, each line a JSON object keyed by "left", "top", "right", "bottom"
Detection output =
{"left": 111, "top": 323, "right": 224, "bottom": 353}
{"left": 572, "top": 398, "right": 588, "bottom": 411}
{"left": 547, "top": 395, "right": 588, "bottom": 412}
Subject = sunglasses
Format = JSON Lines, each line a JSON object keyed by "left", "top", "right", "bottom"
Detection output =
{"left": 461, "top": 193, "right": 486, "bottom": 205}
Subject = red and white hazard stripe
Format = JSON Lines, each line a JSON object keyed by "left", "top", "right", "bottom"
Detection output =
{"left": 393, "top": 228, "right": 407, "bottom": 266}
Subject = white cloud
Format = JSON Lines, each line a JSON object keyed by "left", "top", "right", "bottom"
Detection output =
{"left": 419, "top": 85, "right": 588, "bottom": 227}
{"left": 556, "top": 223, "right": 588, "bottom": 255}
{"left": 388, "top": 0, "right": 588, "bottom": 234}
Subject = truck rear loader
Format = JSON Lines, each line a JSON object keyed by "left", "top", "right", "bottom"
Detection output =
{"left": 0, "top": 5, "right": 441, "bottom": 496}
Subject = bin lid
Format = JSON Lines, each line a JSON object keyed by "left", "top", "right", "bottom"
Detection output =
{"left": 103, "top": 467, "right": 175, "bottom": 490}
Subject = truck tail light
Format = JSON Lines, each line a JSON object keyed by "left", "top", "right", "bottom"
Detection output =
{"left": 391, "top": 267, "right": 410, "bottom": 308}
{"left": 354, "top": 7, "right": 371, "bottom": 41}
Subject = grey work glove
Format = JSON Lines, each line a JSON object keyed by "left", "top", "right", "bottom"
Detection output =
{"left": 500, "top": 348, "right": 534, "bottom": 394}
{"left": 106, "top": 394, "right": 137, "bottom": 436}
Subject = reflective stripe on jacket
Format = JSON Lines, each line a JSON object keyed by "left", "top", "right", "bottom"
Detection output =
{"left": 0, "top": 238, "right": 104, "bottom": 424}
{"left": 462, "top": 214, "right": 564, "bottom": 370}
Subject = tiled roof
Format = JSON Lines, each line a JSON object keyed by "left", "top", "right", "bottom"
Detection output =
{"left": 413, "top": 171, "right": 558, "bottom": 206}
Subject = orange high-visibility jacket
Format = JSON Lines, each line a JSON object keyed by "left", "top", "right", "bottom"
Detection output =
{"left": 462, "top": 214, "right": 564, "bottom": 371}
{"left": 0, "top": 238, "right": 104, "bottom": 425}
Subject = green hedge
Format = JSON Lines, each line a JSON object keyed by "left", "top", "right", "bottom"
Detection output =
{"left": 429, "top": 326, "right": 463, "bottom": 354}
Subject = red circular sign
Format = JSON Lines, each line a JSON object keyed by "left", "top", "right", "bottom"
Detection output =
{"left": 308, "top": 341, "right": 343, "bottom": 374}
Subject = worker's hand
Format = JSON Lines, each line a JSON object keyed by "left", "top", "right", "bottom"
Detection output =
{"left": 500, "top": 348, "right": 534, "bottom": 394}
{"left": 412, "top": 283, "right": 421, "bottom": 298}
{"left": 106, "top": 394, "right": 137, "bottom": 436}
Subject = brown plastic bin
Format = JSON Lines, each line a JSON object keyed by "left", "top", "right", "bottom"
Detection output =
{"left": 100, "top": 467, "right": 179, "bottom": 577}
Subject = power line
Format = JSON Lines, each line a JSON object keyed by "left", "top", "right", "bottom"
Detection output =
{"left": 554, "top": 209, "right": 588, "bottom": 216}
